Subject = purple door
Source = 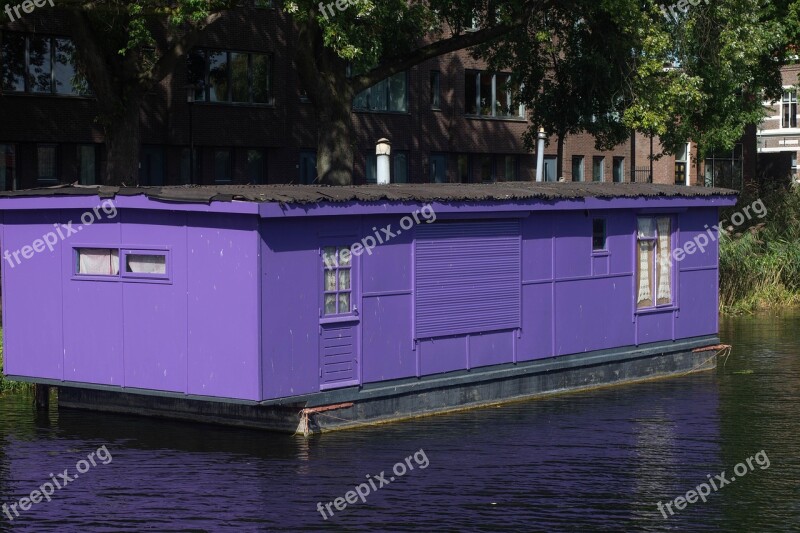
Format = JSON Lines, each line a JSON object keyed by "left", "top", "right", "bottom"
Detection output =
{"left": 319, "top": 245, "right": 360, "bottom": 390}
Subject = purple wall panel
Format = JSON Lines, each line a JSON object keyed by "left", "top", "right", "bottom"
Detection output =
{"left": 361, "top": 295, "right": 415, "bottom": 384}
{"left": 261, "top": 219, "right": 322, "bottom": 399}
{"left": 120, "top": 211, "right": 188, "bottom": 393}
{"left": 361, "top": 215, "right": 413, "bottom": 295}
{"left": 187, "top": 213, "right": 260, "bottom": 400}
{"left": 675, "top": 270, "right": 719, "bottom": 339}
{"left": 419, "top": 336, "right": 466, "bottom": 376}
{"left": 518, "top": 284, "right": 554, "bottom": 361}
{"left": 554, "top": 213, "right": 592, "bottom": 280}
{"left": 637, "top": 312, "right": 674, "bottom": 344}
{"left": 61, "top": 217, "right": 124, "bottom": 385}
{"left": 555, "top": 278, "right": 635, "bottom": 355}
{"left": 469, "top": 331, "right": 514, "bottom": 369}
{"left": 606, "top": 211, "right": 635, "bottom": 275}
{"left": 1, "top": 211, "right": 65, "bottom": 379}
{"left": 677, "top": 209, "right": 719, "bottom": 270}
{"left": 521, "top": 214, "right": 554, "bottom": 282}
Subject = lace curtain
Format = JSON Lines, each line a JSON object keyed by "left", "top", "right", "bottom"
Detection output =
{"left": 657, "top": 217, "right": 672, "bottom": 303}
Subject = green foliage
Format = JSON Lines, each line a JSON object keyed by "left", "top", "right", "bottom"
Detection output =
{"left": 0, "top": 328, "right": 29, "bottom": 395}
{"left": 719, "top": 187, "right": 800, "bottom": 314}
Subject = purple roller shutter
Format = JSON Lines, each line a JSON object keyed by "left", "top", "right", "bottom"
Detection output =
{"left": 415, "top": 220, "right": 521, "bottom": 339}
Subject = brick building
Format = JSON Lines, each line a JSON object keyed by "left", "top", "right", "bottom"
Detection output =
{"left": 0, "top": 2, "right": 699, "bottom": 189}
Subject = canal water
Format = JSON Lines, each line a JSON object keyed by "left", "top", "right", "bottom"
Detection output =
{"left": 0, "top": 313, "right": 798, "bottom": 532}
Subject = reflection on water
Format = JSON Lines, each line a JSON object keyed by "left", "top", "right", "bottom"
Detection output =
{"left": 1, "top": 313, "right": 799, "bottom": 532}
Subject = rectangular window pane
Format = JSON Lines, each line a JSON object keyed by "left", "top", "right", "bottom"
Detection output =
{"left": 37, "top": 145, "right": 57, "bottom": 182}
{"left": 636, "top": 240, "right": 654, "bottom": 309}
{"left": 613, "top": 157, "right": 624, "bottom": 183}
{"left": 325, "top": 294, "right": 337, "bottom": 315}
{"left": 572, "top": 156, "right": 584, "bottom": 182}
{"left": 496, "top": 73, "right": 513, "bottom": 117}
{"left": 300, "top": 151, "right": 317, "bottom": 184}
{"left": 28, "top": 36, "right": 52, "bottom": 94}
{"left": 593, "top": 219, "right": 606, "bottom": 251}
{"left": 230, "top": 52, "right": 249, "bottom": 102}
{"left": 593, "top": 157, "right": 605, "bottom": 182}
{"left": 430, "top": 71, "right": 440, "bottom": 109}
{"left": 325, "top": 270, "right": 337, "bottom": 291}
{"left": 370, "top": 79, "right": 388, "bottom": 111}
{"left": 187, "top": 49, "right": 207, "bottom": 101}
{"left": 338, "top": 269, "right": 351, "bottom": 291}
{"left": 465, "top": 72, "right": 478, "bottom": 115}
{"left": 78, "top": 248, "right": 119, "bottom": 276}
{"left": 54, "top": 38, "right": 83, "bottom": 95}
{"left": 2, "top": 32, "right": 26, "bottom": 92}
{"left": 505, "top": 155, "right": 517, "bottom": 181}
{"left": 458, "top": 154, "right": 470, "bottom": 183}
{"left": 0, "top": 144, "right": 15, "bottom": 191}
{"left": 656, "top": 217, "right": 672, "bottom": 305}
{"left": 78, "top": 145, "right": 96, "bottom": 185}
{"left": 479, "top": 155, "right": 493, "bottom": 183}
{"left": 246, "top": 149, "right": 265, "bottom": 184}
{"left": 388, "top": 72, "right": 407, "bottom": 112}
{"left": 338, "top": 293, "right": 351, "bottom": 314}
{"left": 208, "top": 51, "right": 229, "bottom": 102}
{"left": 479, "top": 73, "right": 492, "bottom": 116}
{"left": 366, "top": 154, "right": 377, "bottom": 184}
{"left": 126, "top": 254, "right": 166, "bottom": 275}
{"left": 393, "top": 152, "right": 409, "bottom": 184}
{"left": 252, "top": 54, "right": 272, "bottom": 103}
{"left": 214, "top": 149, "right": 231, "bottom": 182}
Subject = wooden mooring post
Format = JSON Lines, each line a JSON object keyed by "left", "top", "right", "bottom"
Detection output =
{"left": 34, "top": 384, "right": 50, "bottom": 410}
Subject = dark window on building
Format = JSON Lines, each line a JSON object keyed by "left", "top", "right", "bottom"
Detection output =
{"left": 254, "top": 0, "right": 273, "bottom": 7}
{"left": 246, "top": 149, "right": 265, "bottom": 184}
{"left": 393, "top": 151, "right": 409, "bottom": 183}
{"left": 353, "top": 72, "right": 408, "bottom": 112}
{"left": 2, "top": 33, "right": 88, "bottom": 95}
{"left": 613, "top": 157, "right": 625, "bottom": 183}
{"left": 478, "top": 155, "right": 495, "bottom": 183}
{"left": 704, "top": 144, "right": 743, "bottom": 189}
{"left": 572, "top": 156, "right": 585, "bottom": 182}
{"left": 37, "top": 145, "right": 57, "bottom": 183}
{"left": 430, "top": 154, "right": 447, "bottom": 183}
{"left": 782, "top": 90, "right": 797, "bottom": 129}
{"left": 504, "top": 155, "right": 519, "bottom": 181}
{"left": 366, "top": 153, "right": 377, "bottom": 184}
{"left": 430, "top": 71, "right": 441, "bottom": 109}
{"left": 543, "top": 156, "right": 557, "bottom": 182}
{"left": 78, "top": 145, "right": 97, "bottom": 185}
{"left": 464, "top": 71, "right": 524, "bottom": 118}
{"left": 180, "top": 148, "right": 201, "bottom": 184}
{"left": 592, "top": 219, "right": 607, "bottom": 251}
{"left": 140, "top": 146, "right": 165, "bottom": 186}
{"left": 299, "top": 151, "right": 317, "bottom": 184}
{"left": 0, "top": 144, "right": 15, "bottom": 191}
{"left": 188, "top": 49, "right": 273, "bottom": 105}
{"left": 593, "top": 156, "right": 605, "bottom": 182}
{"left": 457, "top": 154, "right": 471, "bottom": 183}
{"left": 213, "top": 149, "right": 232, "bottom": 183}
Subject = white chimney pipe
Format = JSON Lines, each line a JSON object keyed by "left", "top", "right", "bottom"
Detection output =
{"left": 376, "top": 138, "right": 391, "bottom": 185}
{"left": 535, "top": 128, "right": 547, "bottom": 182}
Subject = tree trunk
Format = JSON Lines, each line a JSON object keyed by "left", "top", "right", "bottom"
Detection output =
{"left": 103, "top": 101, "right": 141, "bottom": 186}
{"left": 315, "top": 83, "right": 356, "bottom": 186}
{"left": 556, "top": 132, "right": 565, "bottom": 181}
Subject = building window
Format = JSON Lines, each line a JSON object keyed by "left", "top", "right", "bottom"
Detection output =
{"left": 187, "top": 49, "right": 273, "bottom": 105}
{"left": 353, "top": 72, "right": 408, "bottom": 112}
{"left": 246, "top": 149, "right": 265, "bottom": 184}
{"left": 430, "top": 154, "right": 447, "bottom": 183}
{"left": 430, "top": 71, "right": 441, "bottom": 110}
{"left": 78, "top": 145, "right": 96, "bottom": 185}
{"left": 543, "top": 156, "right": 557, "bottom": 182}
{"left": 704, "top": 144, "right": 743, "bottom": 189}
{"left": 592, "top": 219, "right": 607, "bottom": 251}
{"left": 572, "top": 156, "right": 585, "bottom": 182}
{"left": 0, "top": 144, "right": 15, "bottom": 191}
{"left": 366, "top": 153, "right": 377, "bottom": 184}
{"left": 457, "top": 154, "right": 471, "bottom": 183}
{"left": 613, "top": 157, "right": 625, "bottom": 183}
{"left": 593, "top": 156, "right": 605, "bottom": 182}
{"left": 180, "top": 148, "right": 201, "bottom": 184}
{"left": 782, "top": 90, "right": 797, "bottom": 129}
{"left": 504, "top": 155, "right": 519, "bottom": 181}
{"left": 478, "top": 155, "right": 495, "bottom": 183}
{"left": 465, "top": 71, "right": 524, "bottom": 118}
{"left": 1, "top": 33, "right": 88, "bottom": 95}
{"left": 254, "top": 0, "right": 273, "bottom": 7}
{"left": 122, "top": 250, "right": 168, "bottom": 278}
{"left": 636, "top": 217, "right": 672, "bottom": 309}
{"left": 299, "top": 150, "right": 317, "bottom": 184}
{"left": 213, "top": 149, "right": 232, "bottom": 183}
{"left": 393, "top": 151, "right": 409, "bottom": 183}
{"left": 322, "top": 246, "right": 352, "bottom": 316}
{"left": 76, "top": 248, "right": 119, "bottom": 276}
{"left": 37, "top": 144, "right": 57, "bottom": 183}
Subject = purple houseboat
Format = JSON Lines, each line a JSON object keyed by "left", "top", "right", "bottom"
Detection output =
{"left": 0, "top": 183, "right": 736, "bottom": 434}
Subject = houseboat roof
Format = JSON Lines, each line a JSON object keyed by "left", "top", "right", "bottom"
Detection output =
{"left": 0, "top": 182, "right": 737, "bottom": 205}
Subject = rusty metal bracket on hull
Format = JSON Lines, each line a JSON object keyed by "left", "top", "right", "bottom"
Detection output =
{"left": 298, "top": 402, "right": 355, "bottom": 437}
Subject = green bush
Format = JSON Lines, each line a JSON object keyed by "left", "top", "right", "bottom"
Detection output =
{"left": 0, "top": 329, "right": 28, "bottom": 394}
{"left": 719, "top": 186, "right": 800, "bottom": 314}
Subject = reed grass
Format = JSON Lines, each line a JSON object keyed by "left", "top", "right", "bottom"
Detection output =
{"left": 719, "top": 186, "right": 800, "bottom": 314}
{"left": 0, "top": 328, "right": 29, "bottom": 394}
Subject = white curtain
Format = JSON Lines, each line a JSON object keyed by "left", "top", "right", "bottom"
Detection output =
{"left": 657, "top": 217, "right": 672, "bottom": 302}
{"left": 126, "top": 254, "right": 166, "bottom": 274}
{"left": 637, "top": 241, "right": 652, "bottom": 305}
{"left": 78, "top": 249, "right": 119, "bottom": 275}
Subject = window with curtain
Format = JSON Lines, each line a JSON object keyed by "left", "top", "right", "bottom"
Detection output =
{"left": 636, "top": 217, "right": 673, "bottom": 309}
{"left": 322, "top": 247, "right": 352, "bottom": 316}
